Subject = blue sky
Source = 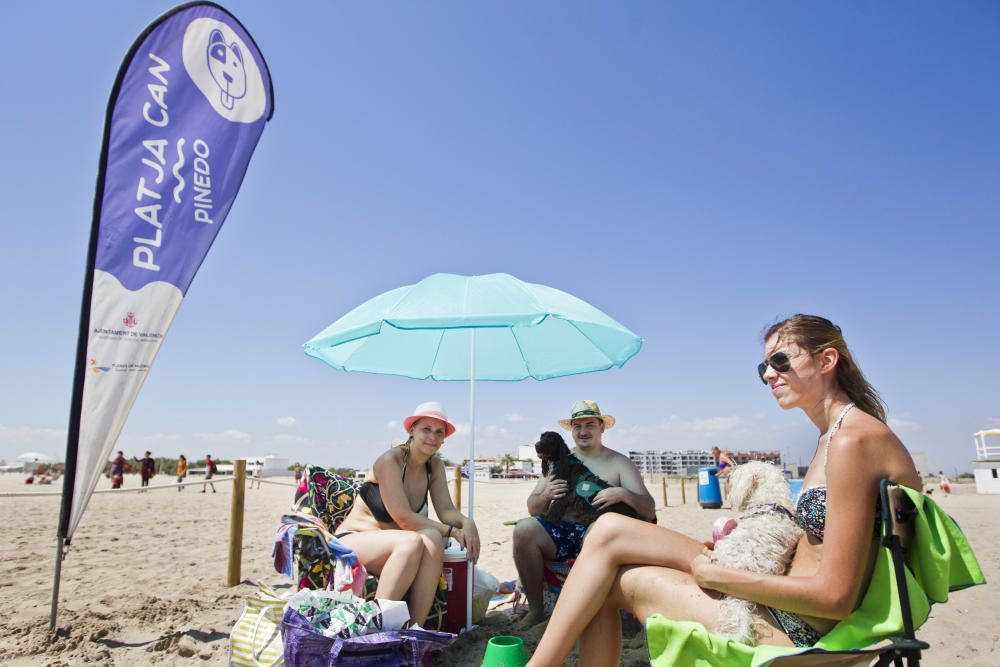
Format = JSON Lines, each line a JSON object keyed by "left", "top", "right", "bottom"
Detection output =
{"left": 1, "top": 1, "right": 997, "bottom": 475}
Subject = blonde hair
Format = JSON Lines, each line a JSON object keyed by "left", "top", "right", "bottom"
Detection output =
{"left": 394, "top": 435, "right": 436, "bottom": 478}
{"left": 764, "top": 314, "right": 887, "bottom": 423}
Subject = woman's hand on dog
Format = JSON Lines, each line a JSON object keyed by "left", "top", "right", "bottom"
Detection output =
{"left": 690, "top": 547, "right": 718, "bottom": 588}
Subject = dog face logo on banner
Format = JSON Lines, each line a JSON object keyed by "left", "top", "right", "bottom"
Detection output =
{"left": 206, "top": 29, "right": 246, "bottom": 110}
{"left": 182, "top": 18, "right": 266, "bottom": 123}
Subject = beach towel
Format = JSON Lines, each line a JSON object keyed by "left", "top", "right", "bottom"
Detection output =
{"left": 646, "top": 486, "right": 985, "bottom": 667}
{"left": 277, "top": 513, "right": 367, "bottom": 596}
{"left": 295, "top": 465, "right": 362, "bottom": 530}
{"left": 543, "top": 559, "right": 575, "bottom": 607}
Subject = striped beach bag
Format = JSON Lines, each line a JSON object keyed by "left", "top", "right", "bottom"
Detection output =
{"left": 230, "top": 583, "right": 286, "bottom": 667}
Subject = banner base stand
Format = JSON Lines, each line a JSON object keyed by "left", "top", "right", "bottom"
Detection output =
{"left": 49, "top": 537, "right": 65, "bottom": 632}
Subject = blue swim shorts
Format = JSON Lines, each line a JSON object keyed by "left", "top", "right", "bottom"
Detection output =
{"left": 534, "top": 516, "right": 588, "bottom": 560}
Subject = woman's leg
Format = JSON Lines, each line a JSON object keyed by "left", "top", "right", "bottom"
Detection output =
{"left": 406, "top": 528, "right": 445, "bottom": 626}
{"left": 527, "top": 513, "right": 705, "bottom": 667}
{"left": 571, "top": 562, "right": 795, "bottom": 667}
{"left": 339, "top": 530, "right": 424, "bottom": 601}
{"left": 577, "top": 595, "right": 623, "bottom": 667}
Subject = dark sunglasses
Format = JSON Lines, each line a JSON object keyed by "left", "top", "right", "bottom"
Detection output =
{"left": 757, "top": 351, "right": 794, "bottom": 384}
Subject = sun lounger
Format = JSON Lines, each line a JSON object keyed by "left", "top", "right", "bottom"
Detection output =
{"left": 646, "top": 480, "right": 985, "bottom": 667}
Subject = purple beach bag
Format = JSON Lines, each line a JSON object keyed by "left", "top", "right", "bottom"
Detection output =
{"left": 281, "top": 607, "right": 456, "bottom": 667}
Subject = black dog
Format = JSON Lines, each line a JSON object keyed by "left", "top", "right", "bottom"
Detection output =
{"left": 534, "top": 431, "right": 639, "bottom": 524}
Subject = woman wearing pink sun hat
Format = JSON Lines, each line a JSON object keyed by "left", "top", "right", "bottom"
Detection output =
{"left": 335, "top": 401, "right": 480, "bottom": 627}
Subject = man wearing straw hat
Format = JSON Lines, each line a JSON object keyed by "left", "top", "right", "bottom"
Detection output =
{"left": 512, "top": 400, "right": 655, "bottom": 627}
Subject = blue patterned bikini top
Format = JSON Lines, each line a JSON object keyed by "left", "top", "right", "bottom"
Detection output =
{"left": 795, "top": 485, "right": 829, "bottom": 541}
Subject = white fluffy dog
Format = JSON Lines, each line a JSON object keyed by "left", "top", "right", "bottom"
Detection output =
{"left": 711, "top": 461, "right": 803, "bottom": 645}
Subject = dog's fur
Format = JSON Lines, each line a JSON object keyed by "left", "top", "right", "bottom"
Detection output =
{"left": 534, "top": 431, "right": 639, "bottom": 524}
{"left": 711, "top": 461, "right": 803, "bottom": 646}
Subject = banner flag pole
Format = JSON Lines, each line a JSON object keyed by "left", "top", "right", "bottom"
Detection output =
{"left": 50, "top": 1, "right": 273, "bottom": 631}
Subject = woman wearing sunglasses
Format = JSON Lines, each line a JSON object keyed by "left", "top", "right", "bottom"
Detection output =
{"left": 526, "top": 314, "right": 921, "bottom": 666}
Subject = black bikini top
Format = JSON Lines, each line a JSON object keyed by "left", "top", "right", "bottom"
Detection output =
{"left": 359, "top": 456, "right": 432, "bottom": 523}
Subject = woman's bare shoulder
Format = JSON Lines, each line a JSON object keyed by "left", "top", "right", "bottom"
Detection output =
{"left": 834, "top": 415, "right": 919, "bottom": 486}
{"left": 424, "top": 454, "right": 447, "bottom": 480}
{"left": 370, "top": 447, "right": 405, "bottom": 480}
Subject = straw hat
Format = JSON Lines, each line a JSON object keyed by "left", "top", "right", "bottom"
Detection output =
{"left": 403, "top": 401, "right": 457, "bottom": 438}
{"left": 558, "top": 400, "right": 616, "bottom": 431}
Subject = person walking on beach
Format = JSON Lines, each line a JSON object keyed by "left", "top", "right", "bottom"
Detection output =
{"left": 526, "top": 315, "right": 922, "bottom": 666}
{"left": 252, "top": 460, "right": 263, "bottom": 489}
{"left": 135, "top": 451, "right": 155, "bottom": 490}
{"left": 176, "top": 454, "right": 187, "bottom": 491}
{"left": 938, "top": 470, "right": 952, "bottom": 495}
{"left": 513, "top": 400, "right": 655, "bottom": 628}
{"left": 202, "top": 454, "right": 217, "bottom": 493}
{"left": 334, "top": 402, "right": 481, "bottom": 627}
{"left": 110, "top": 451, "right": 128, "bottom": 489}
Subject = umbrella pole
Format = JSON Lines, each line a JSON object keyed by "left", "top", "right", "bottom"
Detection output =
{"left": 466, "top": 328, "right": 476, "bottom": 630}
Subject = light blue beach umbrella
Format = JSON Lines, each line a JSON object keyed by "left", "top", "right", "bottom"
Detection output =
{"left": 305, "top": 272, "right": 642, "bottom": 381}
{"left": 304, "top": 272, "right": 642, "bottom": 628}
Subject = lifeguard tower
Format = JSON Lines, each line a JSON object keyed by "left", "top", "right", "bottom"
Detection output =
{"left": 972, "top": 429, "right": 1000, "bottom": 494}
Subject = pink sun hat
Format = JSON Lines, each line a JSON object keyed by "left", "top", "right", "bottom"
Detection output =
{"left": 403, "top": 401, "right": 457, "bottom": 438}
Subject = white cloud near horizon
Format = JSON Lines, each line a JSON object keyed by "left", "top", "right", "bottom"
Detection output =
{"left": 505, "top": 413, "right": 525, "bottom": 423}
{"left": 629, "top": 415, "right": 743, "bottom": 436}
{"left": 277, "top": 416, "right": 297, "bottom": 426}
{"left": 0, "top": 424, "right": 67, "bottom": 461}
{"left": 194, "top": 429, "right": 250, "bottom": 442}
{"left": 611, "top": 414, "right": 753, "bottom": 453}
{"left": 440, "top": 422, "right": 529, "bottom": 460}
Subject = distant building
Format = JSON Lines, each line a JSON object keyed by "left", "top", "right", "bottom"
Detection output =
{"left": 238, "top": 454, "right": 290, "bottom": 478}
{"left": 466, "top": 457, "right": 495, "bottom": 481}
{"left": 629, "top": 449, "right": 781, "bottom": 476}
{"left": 519, "top": 445, "right": 542, "bottom": 476}
{"left": 973, "top": 429, "right": 1000, "bottom": 494}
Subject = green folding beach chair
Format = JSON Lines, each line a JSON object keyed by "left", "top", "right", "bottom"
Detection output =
{"left": 645, "top": 480, "right": 986, "bottom": 667}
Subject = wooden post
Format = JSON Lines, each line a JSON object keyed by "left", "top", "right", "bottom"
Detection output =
{"left": 681, "top": 476, "right": 687, "bottom": 504}
{"left": 453, "top": 464, "right": 462, "bottom": 511}
{"left": 661, "top": 477, "right": 668, "bottom": 507}
{"left": 227, "top": 459, "right": 247, "bottom": 587}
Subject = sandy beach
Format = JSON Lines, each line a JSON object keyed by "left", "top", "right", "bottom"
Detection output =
{"left": 0, "top": 474, "right": 994, "bottom": 666}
